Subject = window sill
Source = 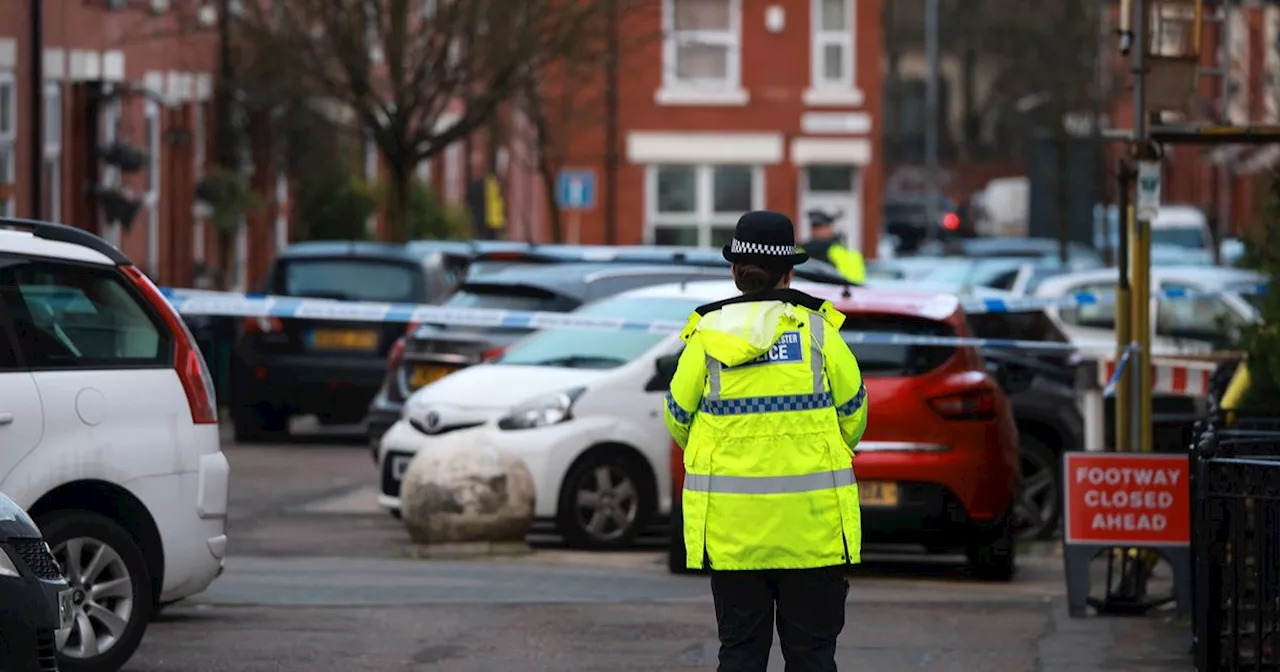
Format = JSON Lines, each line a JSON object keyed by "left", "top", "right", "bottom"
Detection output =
{"left": 654, "top": 87, "right": 750, "bottom": 107}
{"left": 802, "top": 88, "right": 865, "bottom": 107}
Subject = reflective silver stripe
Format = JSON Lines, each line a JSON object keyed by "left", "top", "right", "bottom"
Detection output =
{"left": 809, "top": 320, "right": 825, "bottom": 394}
{"left": 706, "top": 356, "right": 722, "bottom": 401}
{"left": 683, "top": 468, "right": 856, "bottom": 494}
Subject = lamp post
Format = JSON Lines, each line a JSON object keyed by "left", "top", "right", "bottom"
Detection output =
{"left": 29, "top": 0, "right": 43, "bottom": 220}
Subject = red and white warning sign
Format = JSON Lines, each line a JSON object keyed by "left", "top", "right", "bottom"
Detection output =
{"left": 1063, "top": 452, "right": 1191, "bottom": 547}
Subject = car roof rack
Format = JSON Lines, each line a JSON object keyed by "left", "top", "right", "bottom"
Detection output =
{"left": 0, "top": 217, "right": 131, "bottom": 264}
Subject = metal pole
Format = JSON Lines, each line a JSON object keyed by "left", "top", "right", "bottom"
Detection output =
{"left": 603, "top": 0, "right": 619, "bottom": 245}
{"left": 1114, "top": 161, "right": 1132, "bottom": 452}
{"left": 924, "top": 0, "right": 940, "bottom": 241}
{"left": 1129, "top": 0, "right": 1151, "bottom": 456}
{"left": 29, "top": 0, "right": 43, "bottom": 220}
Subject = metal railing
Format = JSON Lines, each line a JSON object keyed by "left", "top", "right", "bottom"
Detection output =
{"left": 1192, "top": 362, "right": 1280, "bottom": 671}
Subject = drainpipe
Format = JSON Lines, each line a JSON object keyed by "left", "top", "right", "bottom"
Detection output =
{"left": 30, "top": 0, "right": 44, "bottom": 220}
{"left": 603, "top": 0, "right": 619, "bottom": 245}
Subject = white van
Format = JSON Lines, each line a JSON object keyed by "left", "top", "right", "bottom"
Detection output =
{"left": 1095, "top": 204, "right": 1215, "bottom": 265}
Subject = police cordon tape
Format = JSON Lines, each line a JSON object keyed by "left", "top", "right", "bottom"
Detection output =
{"left": 162, "top": 287, "right": 1121, "bottom": 353}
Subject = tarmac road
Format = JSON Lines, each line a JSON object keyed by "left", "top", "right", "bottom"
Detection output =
{"left": 123, "top": 429, "right": 1192, "bottom": 672}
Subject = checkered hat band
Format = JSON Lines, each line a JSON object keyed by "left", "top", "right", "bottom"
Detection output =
{"left": 730, "top": 238, "right": 796, "bottom": 256}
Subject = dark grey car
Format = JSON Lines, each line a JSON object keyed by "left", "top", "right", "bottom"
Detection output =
{"left": 365, "top": 262, "right": 731, "bottom": 450}
{"left": 0, "top": 492, "right": 70, "bottom": 672}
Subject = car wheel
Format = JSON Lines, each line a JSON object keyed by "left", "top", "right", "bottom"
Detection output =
{"left": 232, "top": 403, "right": 289, "bottom": 444}
{"left": 557, "top": 451, "right": 652, "bottom": 550}
{"left": 966, "top": 510, "right": 1017, "bottom": 582}
{"left": 1013, "top": 434, "right": 1062, "bottom": 541}
{"left": 38, "top": 511, "right": 153, "bottom": 672}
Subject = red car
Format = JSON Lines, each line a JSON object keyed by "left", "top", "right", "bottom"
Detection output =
{"left": 668, "top": 286, "right": 1021, "bottom": 580}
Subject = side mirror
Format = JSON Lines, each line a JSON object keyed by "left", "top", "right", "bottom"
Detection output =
{"left": 646, "top": 352, "right": 682, "bottom": 392}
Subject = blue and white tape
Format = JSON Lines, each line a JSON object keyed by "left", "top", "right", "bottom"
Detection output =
{"left": 163, "top": 288, "right": 1103, "bottom": 353}
{"left": 1102, "top": 343, "right": 1138, "bottom": 396}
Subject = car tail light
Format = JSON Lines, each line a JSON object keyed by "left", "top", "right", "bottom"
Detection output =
{"left": 482, "top": 346, "right": 507, "bottom": 362}
{"left": 242, "top": 316, "right": 282, "bottom": 334}
{"left": 670, "top": 441, "right": 684, "bottom": 491}
{"left": 121, "top": 265, "right": 219, "bottom": 424}
{"left": 928, "top": 388, "right": 997, "bottom": 421}
{"left": 387, "top": 336, "right": 407, "bottom": 374}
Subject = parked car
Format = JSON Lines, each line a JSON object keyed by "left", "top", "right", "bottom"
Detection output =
{"left": 364, "top": 247, "right": 851, "bottom": 448}
{"left": 657, "top": 281, "right": 1021, "bottom": 579}
{"left": 0, "top": 219, "right": 229, "bottom": 671}
{"left": 883, "top": 194, "right": 965, "bottom": 254}
{"left": 1033, "top": 266, "right": 1264, "bottom": 355}
{"left": 0, "top": 491, "right": 71, "bottom": 672}
{"left": 916, "top": 236, "right": 1106, "bottom": 270}
{"left": 1095, "top": 204, "right": 1215, "bottom": 266}
{"left": 231, "top": 239, "right": 487, "bottom": 441}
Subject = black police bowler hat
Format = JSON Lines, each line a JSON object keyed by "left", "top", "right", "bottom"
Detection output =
{"left": 721, "top": 210, "right": 810, "bottom": 268}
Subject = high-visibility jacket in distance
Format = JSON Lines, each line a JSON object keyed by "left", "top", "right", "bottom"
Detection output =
{"left": 663, "top": 289, "right": 868, "bottom": 571}
{"left": 802, "top": 238, "right": 866, "bottom": 284}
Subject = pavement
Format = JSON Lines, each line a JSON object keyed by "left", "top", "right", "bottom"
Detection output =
{"left": 122, "top": 430, "right": 1194, "bottom": 672}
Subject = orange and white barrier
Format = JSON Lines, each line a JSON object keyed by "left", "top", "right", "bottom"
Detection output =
{"left": 1100, "top": 358, "right": 1217, "bottom": 397}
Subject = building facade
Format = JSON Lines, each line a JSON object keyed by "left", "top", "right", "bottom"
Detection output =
{"left": 481, "top": 0, "right": 885, "bottom": 254}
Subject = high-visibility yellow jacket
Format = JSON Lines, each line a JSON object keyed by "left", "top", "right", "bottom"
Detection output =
{"left": 663, "top": 288, "right": 868, "bottom": 571}
{"left": 799, "top": 239, "right": 866, "bottom": 284}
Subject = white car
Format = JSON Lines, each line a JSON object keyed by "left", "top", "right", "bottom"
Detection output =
{"left": 1032, "top": 265, "right": 1264, "bottom": 356}
{"left": 0, "top": 221, "right": 229, "bottom": 671}
{"left": 380, "top": 279, "right": 817, "bottom": 549}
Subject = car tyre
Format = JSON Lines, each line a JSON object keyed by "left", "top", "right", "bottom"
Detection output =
{"left": 232, "top": 402, "right": 289, "bottom": 444}
{"left": 38, "top": 510, "right": 153, "bottom": 672}
{"left": 1014, "top": 434, "right": 1062, "bottom": 541}
{"left": 966, "top": 511, "right": 1017, "bottom": 582}
{"left": 557, "top": 450, "right": 653, "bottom": 550}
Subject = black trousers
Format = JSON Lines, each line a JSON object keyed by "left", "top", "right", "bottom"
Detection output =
{"left": 710, "top": 566, "right": 849, "bottom": 672}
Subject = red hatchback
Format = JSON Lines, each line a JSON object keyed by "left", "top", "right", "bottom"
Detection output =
{"left": 669, "top": 286, "right": 1021, "bottom": 580}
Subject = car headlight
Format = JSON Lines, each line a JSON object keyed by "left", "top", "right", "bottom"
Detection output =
{"left": 497, "top": 388, "right": 586, "bottom": 431}
{"left": 0, "top": 547, "right": 20, "bottom": 578}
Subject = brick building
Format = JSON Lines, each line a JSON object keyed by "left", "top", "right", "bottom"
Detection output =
{"left": 460, "top": 0, "right": 885, "bottom": 255}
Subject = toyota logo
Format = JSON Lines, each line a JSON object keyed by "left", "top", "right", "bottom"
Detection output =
{"left": 425, "top": 411, "right": 441, "bottom": 429}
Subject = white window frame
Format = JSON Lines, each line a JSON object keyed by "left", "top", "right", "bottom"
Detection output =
{"left": 363, "top": 131, "right": 378, "bottom": 234}
{"left": 101, "top": 94, "right": 122, "bottom": 245}
{"left": 0, "top": 70, "right": 16, "bottom": 218}
{"left": 811, "top": 0, "right": 855, "bottom": 91}
{"left": 644, "top": 163, "right": 764, "bottom": 247}
{"left": 804, "top": 0, "right": 863, "bottom": 106}
{"left": 43, "top": 81, "right": 62, "bottom": 223}
{"left": 445, "top": 143, "right": 462, "bottom": 203}
{"left": 659, "top": 0, "right": 745, "bottom": 103}
{"left": 145, "top": 100, "right": 161, "bottom": 273}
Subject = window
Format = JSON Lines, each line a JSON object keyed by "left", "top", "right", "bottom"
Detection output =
{"left": 663, "top": 0, "right": 741, "bottom": 89}
{"left": 278, "top": 260, "right": 425, "bottom": 303}
{"left": 812, "top": 0, "right": 854, "bottom": 90}
{"left": 101, "top": 98, "right": 122, "bottom": 245}
{"left": 442, "top": 283, "right": 571, "bottom": 312}
{"left": 1156, "top": 282, "right": 1244, "bottom": 345}
{"left": 145, "top": 101, "right": 161, "bottom": 271}
{"left": 0, "top": 71, "right": 15, "bottom": 218}
{"left": 0, "top": 257, "right": 171, "bottom": 369}
{"left": 1057, "top": 281, "right": 1117, "bottom": 328}
{"left": 648, "top": 164, "right": 761, "bottom": 246}
{"left": 43, "top": 82, "right": 62, "bottom": 223}
{"left": 499, "top": 297, "right": 703, "bottom": 369}
{"left": 192, "top": 103, "right": 206, "bottom": 263}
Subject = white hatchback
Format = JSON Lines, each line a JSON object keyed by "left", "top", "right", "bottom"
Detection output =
{"left": 375, "top": 280, "right": 776, "bottom": 549}
{"left": 0, "top": 221, "right": 229, "bottom": 671}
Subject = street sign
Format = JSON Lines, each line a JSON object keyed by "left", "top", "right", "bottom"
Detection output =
{"left": 1062, "top": 452, "right": 1190, "bottom": 547}
{"left": 1135, "top": 160, "right": 1162, "bottom": 221}
{"left": 557, "top": 169, "right": 596, "bottom": 210}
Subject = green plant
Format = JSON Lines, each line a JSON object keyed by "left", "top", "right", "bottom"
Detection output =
{"left": 406, "top": 181, "right": 471, "bottom": 241}
{"left": 196, "top": 167, "right": 262, "bottom": 234}
{"left": 1235, "top": 171, "right": 1280, "bottom": 408}
{"left": 302, "top": 176, "right": 382, "bottom": 241}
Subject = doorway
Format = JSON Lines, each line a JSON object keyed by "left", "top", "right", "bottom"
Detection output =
{"left": 798, "top": 165, "right": 862, "bottom": 250}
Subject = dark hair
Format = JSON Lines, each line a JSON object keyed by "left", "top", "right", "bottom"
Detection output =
{"left": 733, "top": 264, "right": 787, "bottom": 294}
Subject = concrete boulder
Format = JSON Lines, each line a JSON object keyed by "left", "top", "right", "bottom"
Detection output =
{"left": 399, "top": 439, "right": 536, "bottom": 557}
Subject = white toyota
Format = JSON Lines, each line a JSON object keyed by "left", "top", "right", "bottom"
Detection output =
{"left": 0, "top": 220, "right": 229, "bottom": 671}
{"left": 375, "top": 280, "right": 767, "bottom": 549}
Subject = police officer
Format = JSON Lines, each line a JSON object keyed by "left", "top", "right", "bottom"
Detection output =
{"left": 801, "top": 210, "right": 866, "bottom": 284}
{"left": 664, "top": 210, "right": 868, "bottom": 672}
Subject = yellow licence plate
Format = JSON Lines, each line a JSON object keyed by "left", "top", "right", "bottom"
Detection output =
{"left": 410, "top": 365, "right": 457, "bottom": 390}
{"left": 859, "top": 481, "right": 900, "bottom": 508}
{"left": 310, "top": 329, "right": 378, "bottom": 351}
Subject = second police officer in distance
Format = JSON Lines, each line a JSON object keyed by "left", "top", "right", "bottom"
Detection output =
{"left": 664, "top": 211, "right": 868, "bottom": 672}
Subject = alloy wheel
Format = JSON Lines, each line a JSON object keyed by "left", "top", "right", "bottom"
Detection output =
{"left": 1013, "top": 448, "right": 1059, "bottom": 540}
{"left": 51, "top": 537, "right": 135, "bottom": 659}
{"left": 574, "top": 465, "right": 639, "bottom": 542}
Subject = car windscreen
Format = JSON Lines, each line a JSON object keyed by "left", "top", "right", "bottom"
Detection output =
{"left": 498, "top": 297, "right": 702, "bottom": 369}
{"left": 442, "top": 283, "right": 570, "bottom": 312}
{"left": 841, "top": 313, "right": 957, "bottom": 377}
{"left": 1152, "top": 227, "right": 1208, "bottom": 249}
{"left": 277, "top": 259, "right": 423, "bottom": 303}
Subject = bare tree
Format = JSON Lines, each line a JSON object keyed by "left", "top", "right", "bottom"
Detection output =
{"left": 222, "top": 0, "right": 616, "bottom": 242}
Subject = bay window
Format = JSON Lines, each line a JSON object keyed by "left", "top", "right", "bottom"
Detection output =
{"left": 811, "top": 0, "right": 855, "bottom": 91}
{"left": 647, "top": 164, "right": 762, "bottom": 247}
